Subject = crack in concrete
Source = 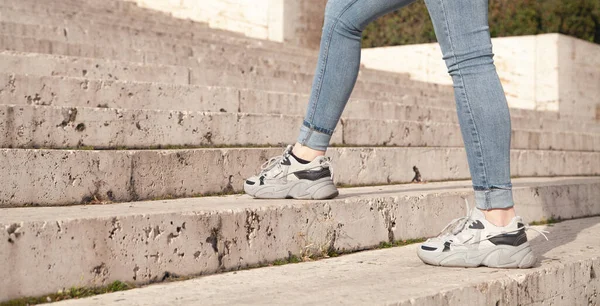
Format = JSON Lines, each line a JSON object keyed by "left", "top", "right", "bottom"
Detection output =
{"left": 133, "top": 265, "right": 140, "bottom": 281}
{"left": 91, "top": 263, "right": 109, "bottom": 283}
{"left": 108, "top": 218, "right": 121, "bottom": 239}
{"left": 128, "top": 157, "right": 139, "bottom": 201}
{"left": 244, "top": 210, "right": 260, "bottom": 243}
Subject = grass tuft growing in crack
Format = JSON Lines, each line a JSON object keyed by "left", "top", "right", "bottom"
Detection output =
{"left": 273, "top": 254, "right": 302, "bottom": 266}
{"left": 2, "top": 239, "right": 428, "bottom": 305}
{"left": 530, "top": 216, "right": 562, "bottom": 226}
{"left": 0, "top": 281, "right": 133, "bottom": 306}
{"left": 378, "top": 238, "right": 427, "bottom": 249}
{"left": 267, "top": 238, "right": 426, "bottom": 269}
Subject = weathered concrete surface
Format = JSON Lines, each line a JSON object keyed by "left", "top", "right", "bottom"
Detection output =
{"left": 1, "top": 104, "right": 598, "bottom": 150}
{"left": 0, "top": 16, "right": 443, "bottom": 92}
{"left": 0, "top": 0, "right": 210, "bottom": 34}
{"left": 0, "top": 30, "right": 318, "bottom": 76}
{"left": 0, "top": 177, "right": 598, "bottom": 302}
{"left": 0, "top": 16, "right": 313, "bottom": 69}
{"left": 0, "top": 20, "right": 319, "bottom": 76}
{"left": 0, "top": 73, "right": 453, "bottom": 114}
{"left": 2, "top": 147, "right": 599, "bottom": 207}
{"left": 0, "top": 2, "right": 295, "bottom": 55}
{"left": 51, "top": 217, "right": 600, "bottom": 306}
{"left": 0, "top": 34, "right": 145, "bottom": 63}
{"left": 0, "top": 34, "right": 444, "bottom": 102}
{"left": 0, "top": 72, "right": 566, "bottom": 125}
{"left": 0, "top": 103, "right": 578, "bottom": 150}
{"left": 0, "top": 0, "right": 319, "bottom": 52}
{"left": 0, "top": 14, "right": 312, "bottom": 62}
{"left": 0, "top": 29, "right": 444, "bottom": 98}
{"left": 0, "top": 73, "right": 244, "bottom": 113}
{"left": 0, "top": 51, "right": 190, "bottom": 85}
{"left": 0, "top": 104, "right": 335, "bottom": 148}
{"left": 0, "top": 21, "right": 194, "bottom": 58}
{"left": 1, "top": 3, "right": 596, "bottom": 125}
{"left": 342, "top": 117, "right": 600, "bottom": 151}
{"left": 0, "top": 71, "right": 591, "bottom": 134}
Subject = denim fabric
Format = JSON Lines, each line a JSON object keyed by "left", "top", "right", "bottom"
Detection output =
{"left": 297, "top": 0, "right": 514, "bottom": 210}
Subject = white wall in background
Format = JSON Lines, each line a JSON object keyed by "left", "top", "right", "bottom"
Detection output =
{"left": 361, "top": 34, "right": 600, "bottom": 120}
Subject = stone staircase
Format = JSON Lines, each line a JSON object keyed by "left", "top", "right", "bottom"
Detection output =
{"left": 0, "top": 0, "right": 599, "bottom": 304}
{"left": 49, "top": 217, "right": 600, "bottom": 306}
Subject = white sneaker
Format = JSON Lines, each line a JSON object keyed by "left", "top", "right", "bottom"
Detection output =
{"left": 244, "top": 145, "right": 339, "bottom": 200}
{"left": 417, "top": 201, "right": 544, "bottom": 268}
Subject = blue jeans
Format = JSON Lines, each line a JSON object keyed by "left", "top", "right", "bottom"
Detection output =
{"left": 297, "top": 0, "right": 514, "bottom": 210}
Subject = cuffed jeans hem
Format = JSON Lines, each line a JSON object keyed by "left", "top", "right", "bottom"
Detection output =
{"left": 474, "top": 186, "right": 515, "bottom": 210}
{"left": 297, "top": 125, "right": 331, "bottom": 151}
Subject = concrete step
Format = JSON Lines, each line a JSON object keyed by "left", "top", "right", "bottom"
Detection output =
{"left": 0, "top": 14, "right": 411, "bottom": 85}
{"left": 0, "top": 0, "right": 211, "bottom": 37}
{"left": 0, "top": 18, "right": 414, "bottom": 89}
{"left": 0, "top": 4, "right": 316, "bottom": 59}
{"left": 3, "top": 0, "right": 141, "bottom": 16}
{"left": 0, "top": 14, "right": 425, "bottom": 87}
{"left": 0, "top": 33, "right": 146, "bottom": 62}
{"left": 1, "top": 146, "right": 599, "bottom": 207}
{"left": 0, "top": 28, "right": 308, "bottom": 84}
{"left": 50, "top": 216, "right": 600, "bottom": 306}
{"left": 2, "top": 104, "right": 598, "bottom": 151}
{"left": 0, "top": 70, "right": 565, "bottom": 123}
{"left": 0, "top": 7, "right": 586, "bottom": 124}
{"left": 188, "top": 61, "right": 450, "bottom": 100}
{"left": 0, "top": 103, "right": 453, "bottom": 149}
{"left": 6, "top": 0, "right": 151, "bottom": 15}
{"left": 0, "top": 51, "right": 190, "bottom": 84}
{"left": 0, "top": 36, "right": 447, "bottom": 103}
{"left": 0, "top": 73, "right": 454, "bottom": 120}
{"left": 0, "top": 176, "right": 598, "bottom": 301}
{"left": 0, "top": 34, "right": 445, "bottom": 99}
{"left": 2, "top": 72, "right": 598, "bottom": 135}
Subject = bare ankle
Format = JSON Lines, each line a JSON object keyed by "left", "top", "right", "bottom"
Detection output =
{"left": 481, "top": 207, "right": 517, "bottom": 227}
{"left": 292, "top": 143, "right": 325, "bottom": 162}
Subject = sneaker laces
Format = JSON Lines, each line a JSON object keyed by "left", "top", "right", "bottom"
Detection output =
{"left": 437, "top": 198, "right": 549, "bottom": 246}
{"left": 327, "top": 158, "right": 335, "bottom": 181}
{"left": 437, "top": 198, "right": 474, "bottom": 237}
{"left": 259, "top": 146, "right": 334, "bottom": 179}
{"left": 260, "top": 146, "right": 292, "bottom": 175}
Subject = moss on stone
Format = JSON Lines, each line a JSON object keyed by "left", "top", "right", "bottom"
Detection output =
{"left": 1, "top": 281, "right": 133, "bottom": 306}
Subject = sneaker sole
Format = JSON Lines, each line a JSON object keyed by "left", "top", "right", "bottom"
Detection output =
{"left": 244, "top": 177, "right": 339, "bottom": 200}
{"left": 417, "top": 242, "right": 536, "bottom": 269}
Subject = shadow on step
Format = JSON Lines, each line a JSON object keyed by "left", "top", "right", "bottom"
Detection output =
{"left": 530, "top": 216, "right": 599, "bottom": 267}
{"left": 335, "top": 182, "right": 472, "bottom": 199}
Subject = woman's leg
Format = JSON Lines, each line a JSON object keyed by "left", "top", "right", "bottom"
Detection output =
{"left": 245, "top": 0, "right": 415, "bottom": 199}
{"left": 424, "top": 0, "right": 515, "bottom": 218}
{"left": 417, "top": 0, "right": 536, "bottom": 269}
{"left": 295, "top": 0, "right": 415, "bottom": 159}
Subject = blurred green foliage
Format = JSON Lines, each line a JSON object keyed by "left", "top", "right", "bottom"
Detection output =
{"left": 362, "top": 0, "right": 600, "bottom": 47}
